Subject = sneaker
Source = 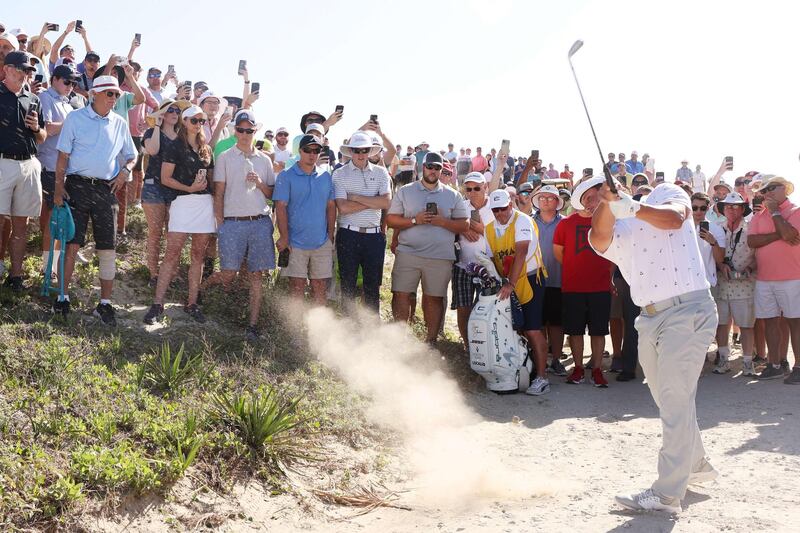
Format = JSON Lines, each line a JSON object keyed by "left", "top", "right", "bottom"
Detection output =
{"left": 741, "top": 359, "right": 756, "bottom": 376}
{"left": 616, "top": 370, "right": 637, "bottom": 382}
{"left": 589, "top": 367, "right": 609, "bottom": 388}
{"left": 780, "top": 360, "right": 790, "bottom": 374}
{"left": 610, "top": 358, "right": 624, "bottom": 373}
{"left": 712, "top": 360, "right": 731, "bottom": 374}
{"left": 615, "top": 488, "right": 681, "bottom": 514}
{"left": 525, "top": 376, "right": 551, "bottom": 396}
{"left": 3, "top": 276, "right": 24, "bottom": 292}
{"left": 93, "top": 303, "right": 117, "bottom": 327}
{"left": 185, "top": 304, "right": 206, "bottom": 323}
{"left": 547, "top": 358, "right": 568, "bottom": 376}
{"left": 143, "top": 304, "right": 164, "bottom": 325}
{"left": 688, "top": 459, "right": 719, "bottom": 485}
{"left": 52, "top": 299, "right": 71, "bottom": 317}
{"left": 784, "top": 367, "right": 800, "bottom": 385}
{"left": 566, "top": 366, "right": 585, "bottom": 384}
{"left": 753, "top": 355, "right": 768, "bottom": 365}
{"left": 757, "top": 365, "right": 784, "bottom": 380}
{"left": 245, "top": 325, "right": 261, "bottom": 342}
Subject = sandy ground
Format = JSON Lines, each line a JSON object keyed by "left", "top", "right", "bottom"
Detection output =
{"left": 84, "top": 333, "right": 800, "bottom": 533}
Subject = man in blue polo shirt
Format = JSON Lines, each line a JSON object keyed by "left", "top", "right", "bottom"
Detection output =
{"left": 53, "top": 75, "right": 137, "bottom": 324}
{"left": 274, "top": 134, "right": 335, "bottom": 305}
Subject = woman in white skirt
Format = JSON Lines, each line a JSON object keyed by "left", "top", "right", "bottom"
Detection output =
{"left": 144, "top": 105, "right": 216, "bottom": 324}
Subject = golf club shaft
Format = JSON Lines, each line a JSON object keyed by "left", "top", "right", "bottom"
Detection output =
{"left": 568, "top": 60, "right": 617, "bottom": 194}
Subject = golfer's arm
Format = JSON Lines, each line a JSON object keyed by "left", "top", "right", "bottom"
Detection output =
{"left": 589, "top": 201, "right": 615, "bottom": 253}
{"left": 635, "top": 203, "right": 688, "bottom": 230}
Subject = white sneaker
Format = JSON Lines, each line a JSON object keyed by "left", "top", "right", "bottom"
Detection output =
{"left": 525, "top": 376, "right": 551, "bottom": 396}
{"left": 712, "top": 360, "right": 731, "bottom": 374}
{"left": 615, "top": 488, "right": 681, "bottom": 514}
{"left": 688, "top": 459, "right": 719, "bottom": 485}
{"left": 742, "top": 360, "right": 756, "bottom": 376}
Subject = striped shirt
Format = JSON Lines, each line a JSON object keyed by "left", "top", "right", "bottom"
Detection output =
{"left": 332, "top": 161, "right": 391, "bottom": 228}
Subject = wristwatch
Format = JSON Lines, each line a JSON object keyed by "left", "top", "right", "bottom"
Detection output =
{"left": 411, "top": 216, "right": 417, "bottom": 225}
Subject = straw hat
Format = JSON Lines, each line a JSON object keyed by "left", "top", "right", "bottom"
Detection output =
{"left": 753, "top": 175, "right": 794, "bottom": 196}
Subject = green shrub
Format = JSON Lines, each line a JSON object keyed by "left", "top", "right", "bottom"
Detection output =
{"left": 137, "top": 342, "right": 208, "bottom": 396}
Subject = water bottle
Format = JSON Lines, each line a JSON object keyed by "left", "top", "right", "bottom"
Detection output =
{"left": 245, "top": 157, "right": 256, "bottom": 192}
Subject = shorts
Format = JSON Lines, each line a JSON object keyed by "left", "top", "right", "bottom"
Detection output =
{"left": 562, "top": 291, "right": 612, "bottom": 336}
{"left": 65, "top": 176, "right": 118, "bottom": 249}
{"left": 396, "top": 170, "right": 414, "bottom": 187}
{"left": 542, "top": 286, "right": 562, "bottom": 326}
{"left": 41, "top": 169, "right": 56, "bottom": 209}
{"left": 755, "top": 279, "right": 800, "bottom": 319}
{"left": 0, "top": 157, "right": 42, "bottom": 217}
{"left": 391, "top": 251, "right": 452, "bottom": 298}
{"left": 218, "top": 217, "right": 276, "bottom": 272}
{"left": 717, "top": 297, "right": 755, "bottom": 328}
{"left": 141, "top": 178, "right": 175, "bottom": 205}
{"left": 168, "top": 194, "right": 216, "bottom": 234}
{"left": 281, "top": 239, "right": 334, "bottom": 280}
{"left": 451, "top": 264, "right": 476, "bottom": 309}
{"left": 519, "top": 273, "right": 546, "bottom": 331}
{"left": 132, "top": 137, "right": 145, "bottom": 172}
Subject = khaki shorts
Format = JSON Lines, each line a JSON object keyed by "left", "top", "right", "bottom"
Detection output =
{"left": 391, "top": 251, "right": 452, "bottom": 297}
{"left": 755, "top": 279, "right": 800, "bottom": 319}
{"left": 717, "top": 297, "right": 755, "bottom": 328}
{"left": 0, "top": 158, "right": 42, "bottom": 217}
{"left": 280, "top": 239, "right": 333, "bottom": 280}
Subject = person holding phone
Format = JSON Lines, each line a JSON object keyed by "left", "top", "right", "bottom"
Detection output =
{"left": 386, "top": 152, "right": 469, "bottom": 344}
{"left": 690, "top": 192, "right": 726, "bottom": 292}
{"left": 0, "top": 51, "right": 46, "bottom": 290}
{"left": 143, "top": 105, "right": 215, "bottom": 325}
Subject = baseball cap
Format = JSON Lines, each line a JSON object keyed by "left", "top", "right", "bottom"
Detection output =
{"left": 464, "top": 172, "right": 485, "bottom": 184}
{"left": 299, "top": 134, "right": 323, "bottom": 150}
{"left": 518, "top": 182, "right": 535, "bottom": 193}
{"left": 52, "top": 64, "right": 79, "bottom": 81}
{"left": 234, "top": 109, "right": 258, "bottom": 126}
{"left": 305, "top": 122, "right": 325, "bottom": 136}
{"left": 276, "top": 126, "right": 288, "bottom": 135}
{"left": 423, "top": 152, "right": 444, "bottom": 168}
{"left": 3, "top": 50, "right": 35, "bottom": 71}
{"left": 489, "top": 190, "right": 512, "bottom": 209}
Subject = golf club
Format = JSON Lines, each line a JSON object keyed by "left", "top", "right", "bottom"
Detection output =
{"left": 567, "top": 39, "right": 617, "bottom": 193}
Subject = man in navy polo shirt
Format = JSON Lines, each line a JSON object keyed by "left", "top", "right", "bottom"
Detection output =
{"left": 274, "top": 134, "right": 335, "bottom": 305}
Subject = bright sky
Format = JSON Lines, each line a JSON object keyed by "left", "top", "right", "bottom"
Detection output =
{"left": 5, "top": 0, "right": 799, "bottom": 188}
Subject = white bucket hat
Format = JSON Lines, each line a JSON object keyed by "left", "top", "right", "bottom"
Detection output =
{"left": 532, "top": 184, "right": 565, "bottom": 210}
{"left": 340, "top": 131, "right": 382, "bottom": 157}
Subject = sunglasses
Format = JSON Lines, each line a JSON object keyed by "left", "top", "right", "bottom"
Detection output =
{"left": 103, "top": 90, "right": 120, "bottom": 99}
{"left": 236, "top": 127, "right": 256, "bottom": 134}
{"left": 166, "top": 106, "right": 180, "bottom": 114}
{"left": 442, "top": 171, "right": 453, "bottom": 177}
{"left": 692, "top": 205, "right": 708, "bottom": 212}
{"left": 302, "top": 147, "right": 321, "bottom": 154}
{"left": 351, "top": 147, "right": 371, "bottom": 155}
{"left": 465, "top": 186, "right": 482, "bottom": 192}
{"left": 276, "top": 132, "right": 289, "bottom": 137}
{"left": 424, "top": 164, "right": 442, "bottom": 170}
{"left": 519, "top": 191, "right": 531, "bottom": 197}
{"left": 189, "top": 117, "right": 206, "bottom": 125}
{"left": 85, "top": 58, "right": 99, "bottom": 64}
{"left": 491, "top": 206, "right": 509, "bottom": 213}
{"left": 60, "top": 79, "right": 75, "bottom": 86}
{"left": 734, "top": 180, "right": 751, "bottom": 186}
{"left": 265, "top": 134, "right": 274, "bottom": 138}
{"left": 148, "top": 73, "right": 161, "bottom": 78}
{"left": 761, "top": 184, "right": 783, "bottom": 193}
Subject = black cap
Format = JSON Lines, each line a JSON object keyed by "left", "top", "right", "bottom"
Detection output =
{"left": 298, "top": 134, "right": 323, "bottom": 150}
{"left": 4, "top": 51, "right": 36, "bottom": 71}
{"left": 52, "top": 64, "right": 79, "bottom": 81}
{"left": 423, "top": 152, "right": 444, "bottom": 168}
{"left": 85, "top": 51, "right": 100, "bottom": 61}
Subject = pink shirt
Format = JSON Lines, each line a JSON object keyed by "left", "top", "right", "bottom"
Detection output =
{"left": 471, "top": 155, "right": 488, "bottom": 173}
{"left": 126, "top": 85, "right": 159, "bottom": 137}
{"left": 748, "top": 199, "right": 800, "bottom": 281}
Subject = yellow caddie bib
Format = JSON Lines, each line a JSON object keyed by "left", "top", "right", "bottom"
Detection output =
{"left": 485, "top": 211, "right": 546, "bottom": 305}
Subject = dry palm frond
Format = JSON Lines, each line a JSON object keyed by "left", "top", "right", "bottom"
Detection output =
{"left": 312, "top": 482, "right": 411, "bottom": 517}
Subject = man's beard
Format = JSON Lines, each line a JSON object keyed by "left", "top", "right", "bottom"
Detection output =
{"left": 422, "top": 173, "right": 439, "bottom": 185}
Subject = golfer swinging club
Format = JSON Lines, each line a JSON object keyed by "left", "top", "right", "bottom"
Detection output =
{"left": 589, "top": 182, "right": 719, "bottom": 514}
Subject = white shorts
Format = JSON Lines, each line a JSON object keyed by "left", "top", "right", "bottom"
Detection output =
{"left": 717, "top": 297, "right": 755, "bottom": 328}
{"left": 755, "top": 279, "right": 800, "bottom": 319}
{"left": 168, "top": 194, "right": 216, "bottom": 234}
{"left": 0, "top": 157, "right": 42, "bottom": 217}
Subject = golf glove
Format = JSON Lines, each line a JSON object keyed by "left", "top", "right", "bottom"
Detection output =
{"left": 609, "top": 191, "right": 641, "bottom": 219}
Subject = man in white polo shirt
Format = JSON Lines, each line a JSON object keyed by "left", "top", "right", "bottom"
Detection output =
{"left": 332, "top": 131, "right": 391, "bottom": 313}
{"left": 590, "top": 183, "right": 719, "bottom": 514}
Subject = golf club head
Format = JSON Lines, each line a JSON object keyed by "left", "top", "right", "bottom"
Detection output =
{"left": 568, "top": 40, "right": 584, "bottom": 59}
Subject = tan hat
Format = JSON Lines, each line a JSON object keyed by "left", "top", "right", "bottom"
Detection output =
{"left": 146, "top": 99, "right": 191, "bottom": 128}
{"left": 754, "top": 175, "right": 794, "bottom": 196}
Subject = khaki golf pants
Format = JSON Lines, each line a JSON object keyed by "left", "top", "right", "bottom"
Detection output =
{"left": 635, "top": 289, "right": 718, "bottom": 501}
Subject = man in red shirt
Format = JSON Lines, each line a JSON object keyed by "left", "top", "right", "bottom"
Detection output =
{"left": 553, "top": 176, "right": 612, "bottom": 387}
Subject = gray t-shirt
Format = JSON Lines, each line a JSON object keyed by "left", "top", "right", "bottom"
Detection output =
{"left": 388, "top": 181, "right": 468, "bottom": 260}
{"left": 214, "top": 146, "right": 276, "bottom": 217}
